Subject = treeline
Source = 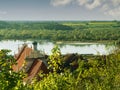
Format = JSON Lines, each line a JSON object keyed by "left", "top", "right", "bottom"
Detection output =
{"left": 0, "top": 21, "right": 120, "bottom": 42}
{"left": 0, "top": 21, "right": 73, "bottom": 30}
{"left": 0, "top": 29, "right": 120, "bottom": 41}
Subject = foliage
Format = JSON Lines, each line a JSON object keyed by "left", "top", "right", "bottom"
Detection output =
{"left": 73, "top": 55, "right": 120, "bottom": 90}
{"left": 0, "top": 21, "right": 120, "bottom": 42}
{"left": 34, "top": 72, "right": 75, "bottom": 90}
{"left": 0, "top": 21, "right": 73, "bottom": 30}
{"left": 1, "top": 45, "right": 120, "bottom": 89}
{"left": 0, "top": 50, "right": 31, "bottom": 90}
{"left": 48, "top": 45, "right": 63, "bottom": 72}
{"left": 32, "top": 46, "right": 120, "bottom": 90}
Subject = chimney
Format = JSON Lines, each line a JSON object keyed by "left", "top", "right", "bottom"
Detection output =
{"left": 32, "top": 41, "right": 37, "bottom": 51}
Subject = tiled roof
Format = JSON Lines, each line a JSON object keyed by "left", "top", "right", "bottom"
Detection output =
{"left": 12, "top": 44, "right": 49, "bottom": 82}
{"left": 24, "top": 59, "right": 49, "bottom": 82}
{"left": 13, "top": 45, "right": 32, "bottom": 72}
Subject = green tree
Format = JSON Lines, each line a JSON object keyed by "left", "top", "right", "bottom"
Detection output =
{"left": 48, "top": 46, "right": 63, "bottom": 72}
{"left": 0, "top": 50, "right": 27, "bottom": 90}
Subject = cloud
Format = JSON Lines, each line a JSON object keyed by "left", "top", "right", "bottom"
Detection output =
{"left": 101, "top": 4, "right": 109, "bottom": 11}
{"left": 51, "top": 0, "right": 102, "bottom": 9}
{"left": 105, "top": 6, "right": 120, "bottom": 17}
{"left": 77, "top": 0, "right": 101, "bottom": 10}
{"left": 50, "top": 0, "right": 72, "bottom": 6}
{"left": 101, "top": 0, "right": 120, "bottom": 17}
{"left": 50, "top": 0, "right": 120, "bottom": 18}
{"left": 85, "top": 0, "right": 101, "bottom": 10}
{"left": 77, "top": 0, "right": 88, "bottom": 6}
{"left": 111, "top": 0, "right": 120, "bottom": 6}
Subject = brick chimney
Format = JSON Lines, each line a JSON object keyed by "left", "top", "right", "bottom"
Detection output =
{"left": 32, "top": 41, "right": 37, "bottom": 51}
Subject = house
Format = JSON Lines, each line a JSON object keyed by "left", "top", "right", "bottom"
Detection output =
{"left": 12, "top": 41, "right": 83, "bottom": 82}
{"left": 12, "top": 41, "right": 49, "bottom": 82}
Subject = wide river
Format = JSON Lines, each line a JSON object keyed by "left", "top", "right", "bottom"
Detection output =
{"left": 0, "top": 40, "right": 115, "bottom": 55}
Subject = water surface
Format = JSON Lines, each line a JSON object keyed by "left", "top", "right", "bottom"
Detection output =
{"left": 0, "top": 40, "right": 114, "bottom": 55}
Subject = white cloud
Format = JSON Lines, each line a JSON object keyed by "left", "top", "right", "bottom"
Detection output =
{"left": 101, "top": 0, "right": 120, "bottom": 17}
{"left": 76, "top": 0, "right": 102, "bottom": 10}
{"left": 50, "top": 0, "right": 120, "bottom": 18}
{"left": 101, "top": 4, "right": 110, "bottom": 11}
{"left": 105, "top": 6, "right": 120, "bottom": 17}
{"left": 51, "top": 0, "right": 102, "bottom": 9}
{"left": 77, "top": 0, "right": 88, "bottom": 6}
{"left": 50, "top": 0, "right": 72, "bottom": 6}
{"left": 85, "top": 0, "right": 101, "bottom": 10}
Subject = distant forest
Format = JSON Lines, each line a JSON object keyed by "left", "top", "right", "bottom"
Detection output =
{"left": 0, "top": 21, "right": 120, "bottom": 42}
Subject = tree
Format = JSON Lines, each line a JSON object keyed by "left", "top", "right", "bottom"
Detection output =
{"left": 48, "top": 46, "right": 63, "bottom": 72}
{"left": 0, "top": 50, "right": 26, "bottom": 90}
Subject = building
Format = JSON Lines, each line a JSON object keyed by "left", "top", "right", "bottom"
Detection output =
{"left": 13, "top": 41, "right": 49, "bottom": 82}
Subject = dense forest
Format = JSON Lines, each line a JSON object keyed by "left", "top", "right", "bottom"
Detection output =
{"left": 0, "top": 21, "right": 120, "bottom": 42}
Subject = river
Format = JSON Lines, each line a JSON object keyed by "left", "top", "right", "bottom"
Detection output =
{"left": 0, "top": 40, "right": 115, "bottom": 55}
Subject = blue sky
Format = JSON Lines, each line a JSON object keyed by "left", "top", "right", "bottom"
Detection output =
{"left": 0, "top": 0, "right": 120, "bottom": 21}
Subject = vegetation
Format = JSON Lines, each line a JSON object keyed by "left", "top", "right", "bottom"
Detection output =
{"left": 0, "top": 21, "right": 120, "bottom": 42}
{"left": 0, "top": 20, "right": 120, "bottom": 89}
{"left": 0, "top": 50, "right": 29, "bottom": 90}
{"left": 0, "top": 45, "right": 120, "bottom": 90}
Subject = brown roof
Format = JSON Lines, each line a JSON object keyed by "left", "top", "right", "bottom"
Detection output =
{"left": 24, "top": 59, "right": 49, "bottom": 82}
{"left": 12, "top": 44, "right": 49, "bottom": 82}
{"left": 12, "top": 45, "right": 32, "bottom": 72}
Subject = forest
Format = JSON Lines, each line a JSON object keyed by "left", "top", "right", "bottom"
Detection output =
{"left": 0, "top": 21, "right": 120, "bottom": 42}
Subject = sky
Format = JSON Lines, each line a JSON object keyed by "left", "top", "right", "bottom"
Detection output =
{"left": 0, "top": 0, "right": 120, "bottom": 21}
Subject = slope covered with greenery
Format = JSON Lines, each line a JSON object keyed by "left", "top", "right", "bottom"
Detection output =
{"left": 0, "top": 45, "right": 120, "bottom": 90}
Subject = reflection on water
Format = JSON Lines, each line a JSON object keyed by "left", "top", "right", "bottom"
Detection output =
{"left": 0, "top": 40, "right": 115, "bottom": 55}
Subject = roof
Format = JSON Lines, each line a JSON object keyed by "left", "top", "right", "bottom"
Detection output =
{"left": 24, "top": 59, "right": 49, "bottom": 82}
{"left": 13, "top": 44, "right": 33, "bottom": 72}
{"left": 12, "top": 44, "right": 49, "bottom": 82}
